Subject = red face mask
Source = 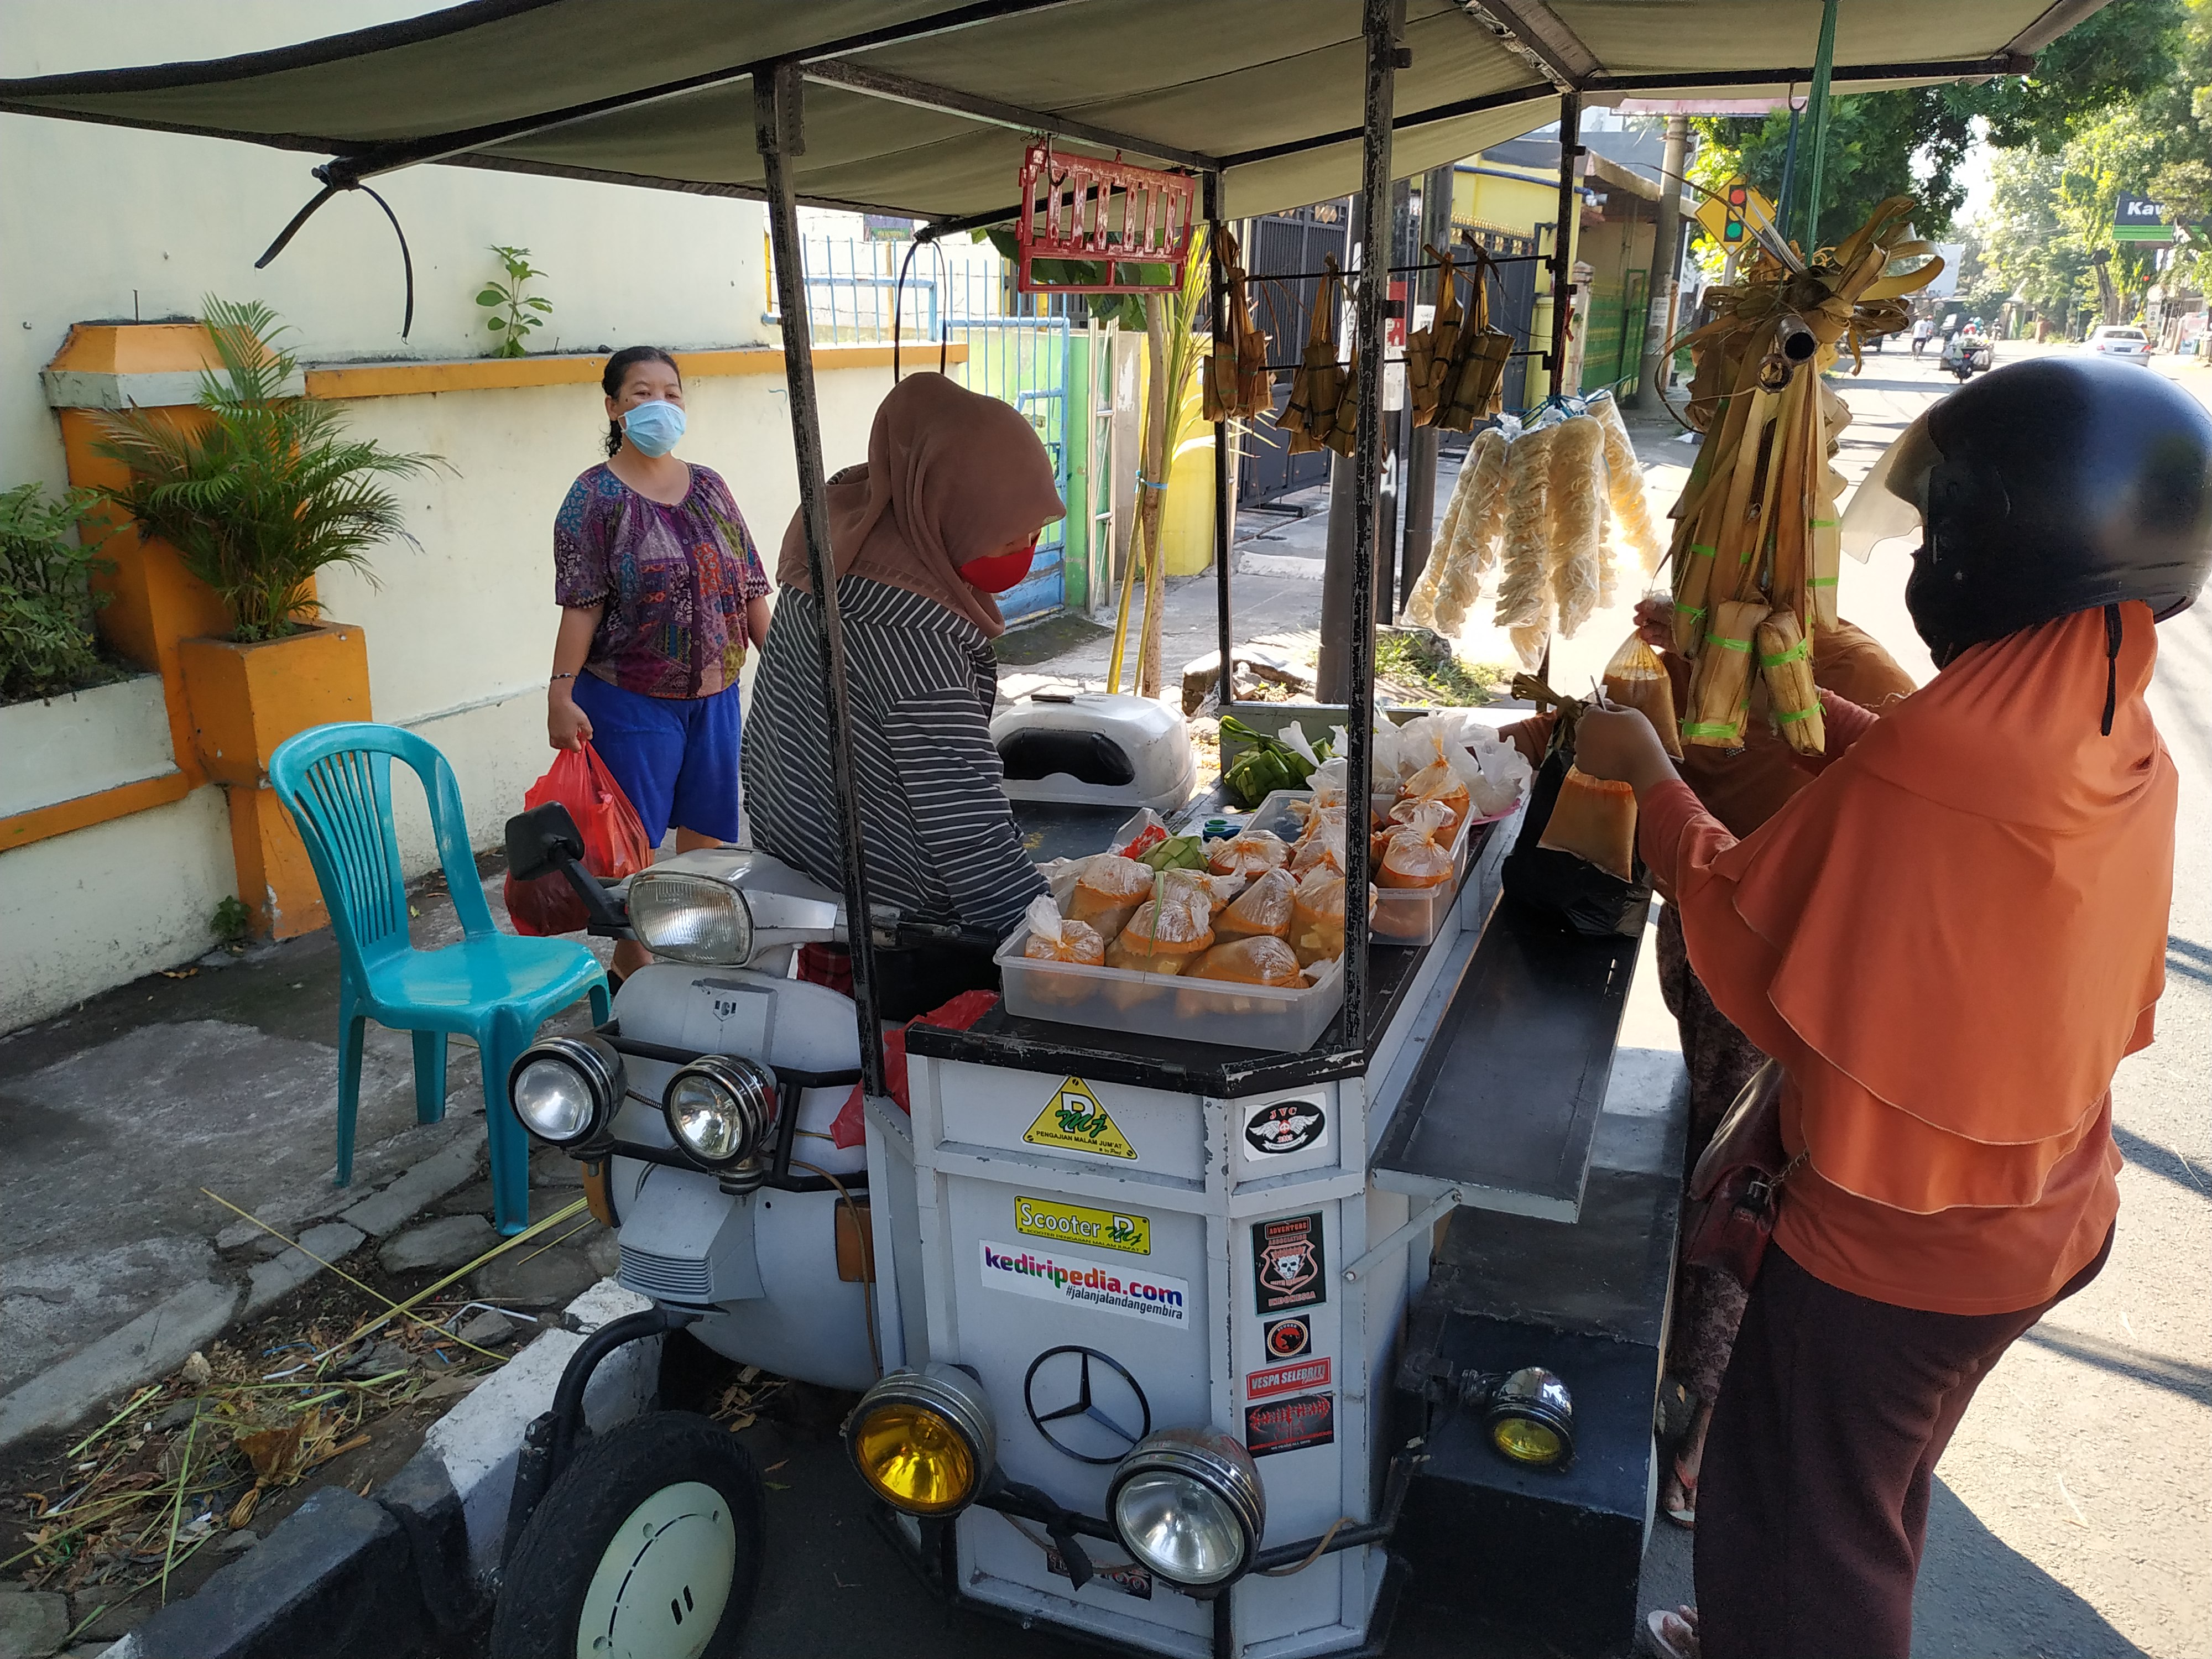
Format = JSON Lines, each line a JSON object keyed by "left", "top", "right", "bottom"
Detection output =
{"left": 960, "top": 539, "right": 1037, "bottom": 593}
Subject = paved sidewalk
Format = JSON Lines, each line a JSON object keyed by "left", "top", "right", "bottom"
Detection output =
{"left": 0, "top": 864, "right": 616, "bottom": 1447}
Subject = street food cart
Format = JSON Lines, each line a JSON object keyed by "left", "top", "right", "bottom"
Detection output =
{"left": 0, "top": 6, "right": 2093, "bottom": 1654}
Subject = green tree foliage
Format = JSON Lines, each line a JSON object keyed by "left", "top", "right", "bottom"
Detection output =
{"left": 92, "top": 298, "right": 447, "bottom": 641}
{"left": 0, "top": 483, "right": 113, "bottom": 702}
{"left": 1976, "top": 0, "right": 2209, "bottom": 328}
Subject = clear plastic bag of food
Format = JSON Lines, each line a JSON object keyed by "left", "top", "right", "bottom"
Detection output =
{"left": 1066, "top": 854, "right": 1156, "bottom": 941}
{"left": 1020, "top": 893, "right": 1106, "bottom": 964}
{"left": 1103, "top": 890, "right": 1216, "bottom": 974}
{"left": 1207, "top": 828, "right": 1290, "bottom": 877}
{"left": 1601, "top": 628, "right": 1683, "bottom": 759}
{"left": 1185, "top": 935, "right": 1303, "bottom": 986}
{"left": 1376, "top": 800, "right": 1457, "bottom": 890}
{"left": 1288, "top": 870, "right": 1376, "bottom": 967}
{"left": 1290, "top": 821, "right": 1347, "bottom": 877}
{"left": 1158, "top": 867, "right": 1246, "bottom": 916}
{"left": 1215, "top": 867, "right": 1297, "bottom": 940}
{"left": 1463, "top": 724, "right": 1535, "bottom": 819}
{"left": 1537, "top": 766, "right": 1638, "bottom": 883}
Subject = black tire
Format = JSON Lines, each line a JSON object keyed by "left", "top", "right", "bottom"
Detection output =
{"left": 492, "top": 1411, "right": 765, "bottom": 1659}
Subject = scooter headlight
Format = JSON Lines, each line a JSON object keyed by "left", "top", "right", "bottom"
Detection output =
{"left": 1107, "top": 1427, "right": 1265, "bottom": 1590}
{"left": 1484, "top": 1366, "right": 1574, "bottom": 1467}
{"left": 507, "top": 1035, "right": 624, "bottom": 1146}
{"left": 846, "top": 1364, "right": 997, "bottom": 1516}
{"left": 629, "top": 871, "right": 753, "bottom": 966}
{"left": 662, "top": 1055, "right": 776, "bottom": 1170}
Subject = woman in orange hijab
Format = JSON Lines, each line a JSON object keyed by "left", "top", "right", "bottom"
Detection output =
{"left": 1577, "top": 358, "right": 2212, "bottom": 1659}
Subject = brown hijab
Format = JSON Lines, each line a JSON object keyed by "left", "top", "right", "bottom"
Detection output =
{"left": 776, "top": 372, "right": 1065, "bottom": 639}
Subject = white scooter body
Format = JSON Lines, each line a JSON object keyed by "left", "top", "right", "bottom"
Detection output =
{"left": 604, "top": 962, "right": 879, "bottom": 1392}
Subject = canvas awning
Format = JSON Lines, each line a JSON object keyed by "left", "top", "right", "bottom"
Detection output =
{"left": 0, "top": 0, "right": 2112, "bottom": 226}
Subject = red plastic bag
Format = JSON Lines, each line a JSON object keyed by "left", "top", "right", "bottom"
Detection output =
{"left": 503, "top": 743, "right": 655, "bottom": 936}
{"left": 831, "top": 989, "right": 1001, "bottom": 1147}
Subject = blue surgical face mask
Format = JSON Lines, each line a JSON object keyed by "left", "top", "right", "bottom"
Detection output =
{"left": 622, "top": 400, "right": 686, "bottom": 457}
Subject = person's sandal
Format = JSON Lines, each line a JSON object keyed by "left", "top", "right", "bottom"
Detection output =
{"left": 1642, "top": 1605, "right": 1700, "bottom": 1659}
{"left": 1662, "top": 1453, "right": 1698, "bottom": 1530}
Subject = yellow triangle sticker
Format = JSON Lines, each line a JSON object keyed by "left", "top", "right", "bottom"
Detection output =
{"left": 1024, "top": 1077, "right": 1138, "bottom": 1160}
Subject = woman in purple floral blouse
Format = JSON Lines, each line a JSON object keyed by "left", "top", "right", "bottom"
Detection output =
{"left": 549, "top": 346, "right": 771, "bottom": 978}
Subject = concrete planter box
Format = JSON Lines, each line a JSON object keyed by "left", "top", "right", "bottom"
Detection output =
{"left": 178, "top": 622, "right": 372, "bottom": 937}
{"left": 0, "top": 672, "right": 176, "bottom": 819}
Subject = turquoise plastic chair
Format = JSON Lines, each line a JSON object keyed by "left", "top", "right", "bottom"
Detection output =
{"left": 269, "top": 723, "right": 609, "bottom": 1235}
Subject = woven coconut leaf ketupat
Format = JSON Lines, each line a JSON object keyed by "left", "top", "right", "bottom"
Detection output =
{"left": 1277, "top": 255, "right": 1347, "bottom": 455}
{"left": 1203, "top": 225, "right": 1272, "bottom": 422}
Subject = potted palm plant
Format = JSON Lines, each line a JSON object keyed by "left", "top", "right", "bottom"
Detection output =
{"left": 91, "top": 296, "right": 444, "bottom": 932}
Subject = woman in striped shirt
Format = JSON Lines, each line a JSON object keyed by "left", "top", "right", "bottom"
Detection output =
{"left": 742, "top": 375, "right": 1063, "bottom": 959}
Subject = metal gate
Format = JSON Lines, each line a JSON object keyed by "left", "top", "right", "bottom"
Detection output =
{"left": 1239, "top": 201, "right": 1350, "bottom": 508}
{"left": 795, "top": 236, "right": 1073, "bottom": 623}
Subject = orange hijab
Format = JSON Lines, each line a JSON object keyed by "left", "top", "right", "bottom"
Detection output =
{"left": 776, "top": 373, "right": 1065, "bottom": 640}
{"left": 1687, "top": 602, "right": 2174, "bottom": 1211}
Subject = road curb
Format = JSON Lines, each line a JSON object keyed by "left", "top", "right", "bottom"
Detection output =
{"left": 105, "top": 1279, "right": 659, "bottom": 1659}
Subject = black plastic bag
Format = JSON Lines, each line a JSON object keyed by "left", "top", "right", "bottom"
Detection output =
{"left": 1501, "top": 745, "right": 1653, "bottom": 937}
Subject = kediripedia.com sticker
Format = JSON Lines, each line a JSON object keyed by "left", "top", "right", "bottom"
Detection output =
{"left": 978, "top": 1241, "right": 1189, "bottom": 1326}
{"left": 1023, "top": 1076, "right": 1137, "bottom": 1159}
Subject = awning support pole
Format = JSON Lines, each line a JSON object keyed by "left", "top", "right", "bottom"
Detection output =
{"left": 1547, "top": 88, "right": 1582, "bottom": 397}
{"left": 1206, "top": 170, "right": 1234, "bottom": 714}
{"left": 755, "top": 62, "right": 886, "bottom": 1094}
{"left": 1343, "top": 0, "right": 1402, "bottom": 1047}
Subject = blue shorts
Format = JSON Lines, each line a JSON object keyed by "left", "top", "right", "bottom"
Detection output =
{"left": 569, "top": 673, "right": 744, "bottom": 846}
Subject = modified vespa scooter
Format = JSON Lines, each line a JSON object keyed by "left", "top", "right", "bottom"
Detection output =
{"left": 488, "top": 799, "right": 1599, "bottom": 1659}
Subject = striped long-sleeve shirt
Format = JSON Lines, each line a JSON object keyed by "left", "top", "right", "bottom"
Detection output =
{"left": 740, "top": 576, "right": 1047, "bottom": 936}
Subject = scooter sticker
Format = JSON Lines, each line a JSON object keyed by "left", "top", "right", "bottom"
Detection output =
{"left": 980, "top": 1241, "right": 1188, "bottom": 1326}
{"left": 1024, "top": 1077, "right": 1138, "bottom": 1160}
{"left": 1263, "top": 1315, "right": 1311, "bottom": 1359}
{"left": 1246, "top": 1356, "right": 1331, "bottom": 1401}
{"left": 1245, "top": 1390, "right": 1335, "bottom": 1457}
{"left": 1244, "top": 1096, "right": 1327, "bottom": 1156}
{"left": 1015, "top": 1196, "right": 1150, "bottom": 1255}
{"left": 1251, "top": 1212, "right": 1327, "bottom": 1313}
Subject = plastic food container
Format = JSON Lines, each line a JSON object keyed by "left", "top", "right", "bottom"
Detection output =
{"left": 1242, "top": 789, "right": 1485, "bottom": 945}
{"left": 996, "top": 932, "right": 1345, "bottom": 1052}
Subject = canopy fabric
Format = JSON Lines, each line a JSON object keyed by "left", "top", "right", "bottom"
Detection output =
{"left": 0, "top": 0, "right": 2100, "bottom": 223}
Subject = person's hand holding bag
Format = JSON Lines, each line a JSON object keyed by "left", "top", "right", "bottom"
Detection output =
{"left": 1574, "top": 701, "right": 1681, "bottom": 802}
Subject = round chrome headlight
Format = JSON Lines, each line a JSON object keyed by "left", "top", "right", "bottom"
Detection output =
{"left": 1485, "top": 1366, "right": 1574, "bottom": 1467}
{"left": 846, "top": 1363, "right": 998, "bottom": 1517}
{"left": 1107, "top": 1426, "right": 1265, "bottom": 1590}
{"left": 507, "top": 1035, "right": 624, "bottom": 1146}
{"left": 629, "top": 872, "right": 753, "bottom": 966}
{"left": 662, "top": 1054, "right": 777, "bottom": 1171}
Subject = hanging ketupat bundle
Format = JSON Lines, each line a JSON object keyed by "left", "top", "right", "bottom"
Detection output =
{"left": 1277, "top": 256, "right": 1348, "bottom": 455}
{"left": 1436, "top": 241, "right": 1515, "bottom": 431}
{"left": 1203, "top": 225, "right": 1272, "bottom": 422}
{"left": 1755, "top": 608, "right": 1824, "bottom": 754}
{"left": 1406, "top": 242, "right": 1463, "bottom": 428}
{"left": 1663, "top": 195, "right": 1943, "bottom": 752}
{"left": 1682, "top": 599, "right": 1770, "bottom": 748}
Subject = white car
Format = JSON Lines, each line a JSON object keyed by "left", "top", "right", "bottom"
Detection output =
{"left": 2088, "top": 325, "right": 2151, "bottom": 359}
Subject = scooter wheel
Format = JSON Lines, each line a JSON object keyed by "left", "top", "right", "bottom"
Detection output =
{"left": 492, "top": 1411, "right": 765, "bottom": 1659}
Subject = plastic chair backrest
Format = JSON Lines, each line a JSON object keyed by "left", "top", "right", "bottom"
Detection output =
{"left": 269, "top": 723, "right": 496, "bottom": 964}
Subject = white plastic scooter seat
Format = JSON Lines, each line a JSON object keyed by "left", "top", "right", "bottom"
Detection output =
{"left": 993, "top": 690, "right": 1196, "bottom": 815}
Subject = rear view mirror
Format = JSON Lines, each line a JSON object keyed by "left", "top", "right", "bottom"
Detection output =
{"left": 505, "top": 802, "right": 584, "bottom": 883}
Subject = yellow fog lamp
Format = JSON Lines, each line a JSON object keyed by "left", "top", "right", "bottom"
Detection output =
{"left": 846, "top": 1364, "right": 997, "bottom": 1517}
{"left": 1107, "top": 1427, "right": 1266, "bottom": 1590}
{"left": 1483, "top": 1366, "right": 1574, "bottom": 1467}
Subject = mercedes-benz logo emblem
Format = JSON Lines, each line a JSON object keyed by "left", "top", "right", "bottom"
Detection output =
{"left": 1022, "top": 1345, "right": 1151, "bottom": 1465}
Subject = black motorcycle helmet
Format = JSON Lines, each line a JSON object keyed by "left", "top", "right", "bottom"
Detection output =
{"left": 1845, "top": 356, "right": 2212, "bottom": 670}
